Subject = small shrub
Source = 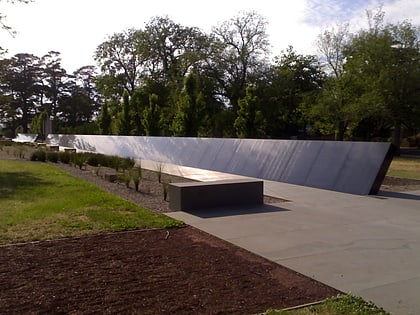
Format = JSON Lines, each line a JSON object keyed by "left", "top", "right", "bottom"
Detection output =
{"left": 156, "top": 162, "right": 164, "bottom": 183}
{"left": 13, "top": 146, "right": 26, "bottom": 159}
{"left": 162, "top": 181, "right": 169, "bottom": 201}
{"left": 131, "top": 167, "right": 142, "bottom": 192}
{"left": 30, "top": 150, "right": 46, "bottom": 162}
{"left": 72, "top": 153, "right": 87, "bottom": 170}
{"left": 110, "top": 156, "right": 122, "bottom": 172}
{"left": 95, "top": 164, "right": 102, "bottom": 176}
{"left": 121, "top": 157, "right": 135, "bottom": 171}
{"left": 59, "top": 151, "right": 71, "bottom": 164}
{"left": 46, "top": 151, "right": 59, "bottom": 163}
{"left": 121, "top": 171, "right": 132, "bottom": 188}
{"left": 86, "top": 154, "right": 100, "bottom": 167}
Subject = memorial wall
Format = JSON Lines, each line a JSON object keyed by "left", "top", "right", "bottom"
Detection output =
{"left": 46, "top": 134, "right": 394, "bottom": 195}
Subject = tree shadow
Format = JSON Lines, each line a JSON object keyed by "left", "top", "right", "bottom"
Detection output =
{"left": 0, "top": 171, "right": 52, "bottom": 199}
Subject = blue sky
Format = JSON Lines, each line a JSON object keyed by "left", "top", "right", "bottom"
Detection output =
{"left": 1, "top": 0, "right": 419, "bottom": 72}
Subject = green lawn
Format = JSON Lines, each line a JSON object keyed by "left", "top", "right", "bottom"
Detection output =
{"left": 0, "top": 160, "right": 181, "bottom": 245}
{"left": 264, "top": 295, "right": 390, "bottom": 315}
{"left": 387, "top": 156, "right": 420, "bottom": 180}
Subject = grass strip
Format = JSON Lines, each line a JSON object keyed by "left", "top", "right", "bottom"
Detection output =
{"left": 263, "top": 294, "right": 390, "bottom": 315}
{"left": 0, "top": 160, "right": 181, "bottom": 245}
{"left": 387, "top": 156, "right": 420, "bottom": 180}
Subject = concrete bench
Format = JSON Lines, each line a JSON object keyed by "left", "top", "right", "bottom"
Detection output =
{"left": 168, "top": 179, "right": 263, "bottom": 211}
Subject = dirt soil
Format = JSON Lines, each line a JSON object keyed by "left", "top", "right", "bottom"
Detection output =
{"left": 0, "top": 227, "right": 341, "bottom": 315}
{"left": 1, "top": 145, "right": 418, "bottom": 314}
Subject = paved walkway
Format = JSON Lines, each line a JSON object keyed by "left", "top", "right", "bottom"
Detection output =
{"left": 143, "top": 161, "right": 420, "bottom": 315}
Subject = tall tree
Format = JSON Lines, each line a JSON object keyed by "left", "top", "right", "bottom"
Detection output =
{"left": 1, "top": 53, "right": 41, "bottom": 133}
{"left": 116, "top": 90, "right": 132, "bottom": 135}
{"left": 39, "top": 51, "right": 68, "bottom": 118}
{"left": 315, "top": 23, "right": 359, "bottom": 140}
{"left": 234, "top": 86, "right": 266, "bottom": 138}
{"left": 210, "top": 11, "right": 270, "bottom": 113}
{"left": 345, "top": 16, "right": 420, "bottom": 150}
{"left": 95, "top": 29, "right": 144, "bottom": 96}
{"left": 142, "top": 93, "right": 161, "bottom": 136}
{"left": 171, "top": 72, "right": 206, "bottom": 136}
{"left": 98, "top": 102, "right": 111, "bottom": 135}
{"left": 264, "top": 46, "right": 325, "bottom": 138}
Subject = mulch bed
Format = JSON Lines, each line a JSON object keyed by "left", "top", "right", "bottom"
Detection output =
{"left": 0, "top": 227, "right": 341, "bottom": 315}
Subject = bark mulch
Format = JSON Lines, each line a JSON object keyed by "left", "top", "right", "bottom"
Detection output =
{"left": 0, "top": 227, "right": 341, "bottom": 315}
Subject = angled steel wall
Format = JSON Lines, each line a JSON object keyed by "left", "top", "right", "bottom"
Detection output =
{"left": 46, "top": 135, "right": 394, "bottom": 195}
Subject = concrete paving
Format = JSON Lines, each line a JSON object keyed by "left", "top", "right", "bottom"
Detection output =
{"left": 142, "top": 160, "right": 420, "bottom": 315}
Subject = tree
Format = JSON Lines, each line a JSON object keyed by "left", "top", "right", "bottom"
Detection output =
{"left": 1, "top": 53, "right": 42, "bottom": 133}
{"left": 314, "top": 23, "right": 362, "bottom": 140}
{"left": 39, "top": 51, "right": 68, "bottom": 118}
{"left": 95, "top": 29, "right": 144, "bottom": 96}
{"left": 263, "top": 46, "right": 325, "bottom": 138}
{"left": 116, "top": 90, "right": 132, "bottom": 135}
{"left": 234, "top": 87, "right": 266, "bottom": 138}
{"left": 345, "top": 14, "right": 420, "bottom": 150}
{"left": 210, "top": 11, "right": 270, "bottom": 113}
{"left": 142, "top": 93, "right": 161, "bottom": 136}
{"left": 98, "top": 102, "right": 111, "bottom": 135}
{"left": 171, "top": 73, "right": 206, "bottom": 136}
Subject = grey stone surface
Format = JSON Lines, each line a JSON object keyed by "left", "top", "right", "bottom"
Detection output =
{"left": 158, "top": 162, "right": 420, "bottom": 315}
{"left": 169, "top": 179, "right": 263, "bottom": 211}
{"left": 46, "top": 135, "right": 393, "bottom": 195}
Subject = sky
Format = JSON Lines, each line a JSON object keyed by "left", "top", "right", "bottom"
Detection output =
{"left": 1, "top": 0, "right": 419, "bottom": 73}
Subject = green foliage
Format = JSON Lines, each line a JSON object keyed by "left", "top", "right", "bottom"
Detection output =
{"left": 234, "top": 87, "right": 266, "bottom": 138}
{"left": 46, "top": 151, "right": 59, "bottom": 163}
{"left": 117, "top": 90, "right": 132, "bottom": 135}
{"left": 171, "top": 73, "right": 206, "bottom": 137}
{"left": 98, "top": 102, "right": 112, "bottom": 135}
{"left": 131, "top": 166, "right": 142, "bottom": 192}
{"left": 72, "top": 153, "right": 86, "bottom": 170}
{"left": 30, "top": 149, "right": 46, "bottom": 162}
{"left": 263, "top": 294, "right": 390, "bottom": 315}
{"left": 156, "top": 162, "right": 164, "bottom": 183}
{"left": 30, "top": 110, "right": 48, "bottom": 134}
{"left": 58, "top": 151, "right": 72, "bottom": 164}
{"left": 142, "top": 93, "right": 161, "bottom": 136}
{"left": 162, "top": 182, "right": 169, "bottom": 201}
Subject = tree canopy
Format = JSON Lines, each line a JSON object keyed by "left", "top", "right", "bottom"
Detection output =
{"left": 1, "top": 9, "right": 419, "bottom": 151}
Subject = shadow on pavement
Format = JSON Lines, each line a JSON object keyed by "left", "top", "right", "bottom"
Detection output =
{"left": 378, "top": 190, "right": 420, "bottom": 201}
{"left": 184, "top": 204, "right": 291, "bottom": 218}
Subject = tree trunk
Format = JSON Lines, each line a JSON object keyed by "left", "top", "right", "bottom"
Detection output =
{"left": 335, "top": 121, "right": 346, "bottom": 141}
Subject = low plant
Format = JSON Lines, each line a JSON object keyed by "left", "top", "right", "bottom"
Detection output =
{"left": 162, "top": 181, "right": 170, "bottom": 201}
{"left": 30, "top": 149, "right": 46, "bottom": 162}
{"left": 156, "top": 162, "right": 164, "bottom": 183}
{"left": 13, "top": 146, "right": 26, "bottom": 159}
{"left": 122, "top": 170, "right": 132, "bottom": 188}
{"left": 121, "top": 157, "right": 135, "bottom": 172}
{"left": 110, "top": 155, "right": 122, "bottom": 172}
{"left": 58, "top": 151, "right": 72, "bottom": 164}
{"left": 131, "top": 167, "right": 142, "bottom": 192}
{"left": 46, "top": 151, "right": 59, "bottom": 163}
{"left": 72, "top": 153, "right": 87, "bottom": 170}
{"left": 95, "top": 164, "right": 102, "bottom": 176}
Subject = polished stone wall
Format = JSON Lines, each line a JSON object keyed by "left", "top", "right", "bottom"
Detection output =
{"left": 46, "top": 135, "right": 394, "bottom": 195}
